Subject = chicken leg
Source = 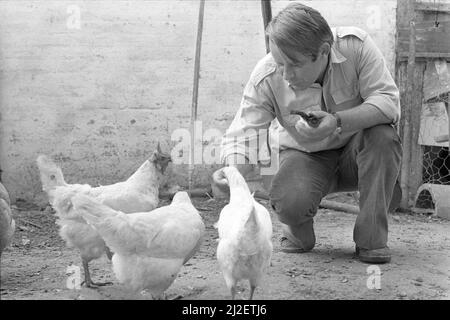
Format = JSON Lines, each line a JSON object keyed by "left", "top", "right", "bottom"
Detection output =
{"left": 249, "top": 284, "right": 256, "bottom": 300}
{"left": 81, "top": 258, "right": 112, "bottom": 288}
{"left": 223, "top": 274, "right": 237, "bottom": 299}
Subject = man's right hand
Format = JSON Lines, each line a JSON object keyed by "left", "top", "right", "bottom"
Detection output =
{"left": 211, "top": 168, "right": 230, "bottom": 199}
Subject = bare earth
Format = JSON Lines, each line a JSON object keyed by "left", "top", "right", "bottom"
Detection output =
{"left": 1, "top": 194, "right": 449, "bottom": 300}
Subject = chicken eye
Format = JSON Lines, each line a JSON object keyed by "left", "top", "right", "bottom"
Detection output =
{"left": 50, "top": 174, "right": 56, "bottom": 180}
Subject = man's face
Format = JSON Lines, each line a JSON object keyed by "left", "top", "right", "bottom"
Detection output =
{"left": 270, "top": 40, "right": 328, "bottom": 90}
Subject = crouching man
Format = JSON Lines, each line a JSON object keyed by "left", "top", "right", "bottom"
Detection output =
{"left": 212, "top": 3, "right": 402, "bottom": 264}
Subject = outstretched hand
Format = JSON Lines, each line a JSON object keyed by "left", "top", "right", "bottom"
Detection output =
{"left": 211, "top": 168, "right": 230, "bottom": 199}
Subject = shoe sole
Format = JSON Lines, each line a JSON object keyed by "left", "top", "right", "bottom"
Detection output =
{"left": 280, "top": 247, "right": 308, "bottom": 254}
{"left": 357, "top": 255, "right": 391, "bottom": 264}
{"left": 355, "top": 247, "right": 391, "bottom": 264}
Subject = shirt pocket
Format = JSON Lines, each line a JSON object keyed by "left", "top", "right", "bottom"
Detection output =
{"left": 331, "top": 81, "right": 359, "bottom": 105}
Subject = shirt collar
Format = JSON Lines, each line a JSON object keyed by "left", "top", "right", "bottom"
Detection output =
{"left": 330, "top": 46, "right": 347, "bottom": 64}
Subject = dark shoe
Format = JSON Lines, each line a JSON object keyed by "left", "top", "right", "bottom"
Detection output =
{"left": 355, "top": 246, "right": 391, "bottom": 264}
{"left": 280, "top": 237, "right": 307, "bottom": 253}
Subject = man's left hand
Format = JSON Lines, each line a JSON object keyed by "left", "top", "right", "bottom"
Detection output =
{"left": 294, "top": 110, "right": 338, "bottom": 142}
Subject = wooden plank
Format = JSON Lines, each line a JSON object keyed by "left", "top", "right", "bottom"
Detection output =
{"left": 397, "top": 20, "right": 450, "bottom": 56}
{"left": 415, "top": 1, "right": 450, "bottom": 13}
{"left": 320, "top": 200, "right": 359, "bottom": 215}
{"left": 409, "top": 63, "right": 427, "bottom": 204}
{"left": 400, "top": 0, "right": 416, "bottom": 209}
{"left": 397, "top": 62, "right": 428, "bottom": 207}
{"left": 261, "top": 0, "right": 272, "bottom": 54}
{"left": 397, "top": 52, "right": 450, "bottom": 60}
{"left": 397, "top": 63, "right": 408, "bottom": 147}
{"left": 247, "top": 190, "right": 362, "bottom": 215}
{"left": 189, "top": 0, "right": 206, "bottom": 195}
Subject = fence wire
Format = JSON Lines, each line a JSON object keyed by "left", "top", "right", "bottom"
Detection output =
{"left": 421, "top": 93, "right": 449, "bottom": 186}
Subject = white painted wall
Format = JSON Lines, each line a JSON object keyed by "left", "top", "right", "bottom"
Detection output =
{"left": 0, "top": 0, "right": 397, "bottom": 203}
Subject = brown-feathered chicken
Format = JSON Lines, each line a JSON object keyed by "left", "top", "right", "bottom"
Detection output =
{"left": 0, "top": 182, "right": 15, "bottom": 257}
{"left": 36, "top": 144, "right": 171, "bottom": 287}
{"left": 72, "top": 191, "right": 205, "bottom": 299}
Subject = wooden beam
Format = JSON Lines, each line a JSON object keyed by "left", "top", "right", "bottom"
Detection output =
{"left": 397, "top": 52, "right": 450, "bottom": 60}
{"left": 261, "top": 0, "right": 272, "bottom": 53}
{"left": 189, "top": 0, "right": 206, "bottom": 196}
{"left": 415, "top": 1, "right": 450, "bottom": 13}
{"left": 397, "top": 21, "right": 450, "bottom": 57}
{"left": 319, "top": 200, "right": 360, "bottom": 215}
{"left": 400, "top": 0, "right": 417, "bottom": 209}
{"left": 409, "top": 63, "right": 426, "bottom": 204}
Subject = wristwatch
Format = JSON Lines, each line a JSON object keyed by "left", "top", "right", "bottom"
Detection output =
{"left": 332, "top": 112, "right": 342, "bottom": 133}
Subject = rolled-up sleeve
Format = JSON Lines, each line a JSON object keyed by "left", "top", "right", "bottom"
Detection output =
{"left": 220, "top": 79, "right": 275, "bottom": 164}
{"left": 358, "top": 34, "right": 400, "bottom": 123}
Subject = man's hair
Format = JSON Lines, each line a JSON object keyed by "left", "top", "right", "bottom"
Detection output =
{"left": 266, "top": 3, "right": 334, "bottom": 62}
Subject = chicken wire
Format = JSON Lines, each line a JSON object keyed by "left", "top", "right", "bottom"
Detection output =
{"left": 422, "top": 146, "right": 450, "bottom": 184}
{"left": 421, "top": 93, "right": 450, "bottom": 186}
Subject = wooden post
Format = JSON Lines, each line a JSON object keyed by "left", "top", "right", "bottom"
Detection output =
{"left": 400, "top": 0, "right": 417, "bottom": 208}
{"left": 448, "top": 95, "right": 450, "bottom": 147}
{"left": 189, "top": 0, "right": 206, "bottom": 196}
{"left": 261, "top": 0, "right": 272, "bottom": 53}
{"left": 408, "top": 62, "right": 426, "bottom": 202}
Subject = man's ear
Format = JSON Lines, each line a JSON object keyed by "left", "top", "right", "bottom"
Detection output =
{"left": 319, "top": 42, "right": 331, "bottom": 57}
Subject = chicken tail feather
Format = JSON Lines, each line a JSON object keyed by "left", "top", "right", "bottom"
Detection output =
{"left": 72, "top": 194, "right": 140, "bottom": 255}
{"left": 245, "top": 206, "right": 259, "bottom": 233}
{"left": 72, "top": 194, "right": 120, "bottom": 225}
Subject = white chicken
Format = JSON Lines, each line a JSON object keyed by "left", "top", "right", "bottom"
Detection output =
{"left": 215, "top": 166, "right": 273, "bottom": 300}
{"left": 72, "top": 191, "right": 205, "bottom": 299}
{"left": 0, "top": 182, "right": 15, "bottom": 257}
{"left": 36, "top": 144, "right": 171, "bottom": 287}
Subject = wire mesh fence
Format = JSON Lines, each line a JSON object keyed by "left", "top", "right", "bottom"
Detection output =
{"left": 421, "top": 93, "right": 449, "bottom": 186}
{"left": 422, "top": 145, "right": 450, "bottom": 185}
{"left": 415, "top": 90, "right": 450, "bottom": 214}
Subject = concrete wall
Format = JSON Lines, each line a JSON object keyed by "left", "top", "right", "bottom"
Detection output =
{"left": 0, "top": 0, "right": 397, "bottom": 204}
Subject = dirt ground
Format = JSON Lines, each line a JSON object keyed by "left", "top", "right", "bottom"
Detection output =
{"left": 1, "top": 194, "right": 449, "bottom": 300}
